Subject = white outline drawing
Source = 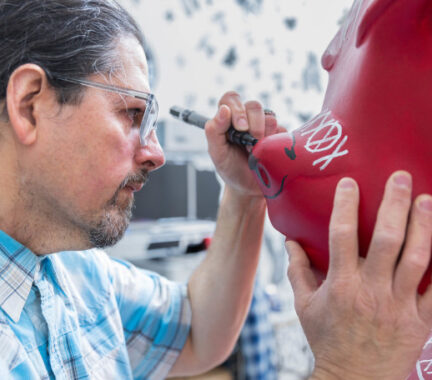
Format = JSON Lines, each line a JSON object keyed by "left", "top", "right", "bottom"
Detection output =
{"left": 300, "top": 110, "right": 349, "bottom": 171}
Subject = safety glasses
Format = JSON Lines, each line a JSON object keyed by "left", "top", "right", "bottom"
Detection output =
{"left": 57, "top": 77, "right": 158, "bottom": 146}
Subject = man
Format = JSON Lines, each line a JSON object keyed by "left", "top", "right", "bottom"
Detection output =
{"left": 0, "top": 1, "right": 281, "bottom": 378}
{"left": 2, "top": 2, "right": 430, "bottom": 380}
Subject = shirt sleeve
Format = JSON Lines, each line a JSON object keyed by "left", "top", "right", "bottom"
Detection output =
{"left": 103, "top": 253, "right": 191, "bottom": 380}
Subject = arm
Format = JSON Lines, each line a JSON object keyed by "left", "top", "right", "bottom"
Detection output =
{"left": 287, "top": 171, "right": 432, "bottom": 380}
{"left": 170, "top": 187, "right": 266, "bottom": 376}
{"left": 169, "top": 92, "right": 281, "bottom": 376}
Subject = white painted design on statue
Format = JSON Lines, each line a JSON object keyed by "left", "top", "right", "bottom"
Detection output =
{"left": 423, "top": 336, "right": 432, "bottom": 349}
{"left": 300, "top": 110, "right": 349, "bottom": 171}
{"left": 416, "top": 359, "right": 432, "bottom": 379}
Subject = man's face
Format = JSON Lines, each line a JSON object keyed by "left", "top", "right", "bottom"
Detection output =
{"left": 21, "top": 36, "right": 165, "bottom": 250}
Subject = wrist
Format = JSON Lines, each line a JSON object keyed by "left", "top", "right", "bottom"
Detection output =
{"left": 214, "top": 186, "right": 266, "bottom": 245}
{"left": 223, "top": 185, "right": 266, "bottom": 209}
{"left": 220, "top": 187, "right": 266, "bottom": 220}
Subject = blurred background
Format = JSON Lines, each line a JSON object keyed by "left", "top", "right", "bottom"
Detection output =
{"left": 106, "top": 0, "right": 353, "bottom": 379}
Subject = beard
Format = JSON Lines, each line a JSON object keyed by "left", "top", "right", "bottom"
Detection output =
{"left": 86, "top": 170, "right": 149, "bottom": 248}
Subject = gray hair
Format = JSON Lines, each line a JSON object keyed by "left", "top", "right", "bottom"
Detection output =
{"left": 0, "top": 0, "right": 145, "bottom": 106}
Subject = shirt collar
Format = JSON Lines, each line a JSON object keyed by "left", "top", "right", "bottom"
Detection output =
{"left": 0, "top": 231, "right": 43, "bottom": 323}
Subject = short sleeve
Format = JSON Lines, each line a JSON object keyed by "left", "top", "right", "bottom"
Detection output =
{"left": 105, "top": 254, "right": 191, "bottom": 380}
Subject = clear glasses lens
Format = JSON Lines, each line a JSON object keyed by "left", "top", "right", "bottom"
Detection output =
{"left": 140, "top": 97, "right": 159, "bottom": 146}
{"left": 56, "top": 76, "right": 158, "bottom": 147}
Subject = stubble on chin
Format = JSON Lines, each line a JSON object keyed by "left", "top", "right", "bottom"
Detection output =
{"left": 86, "top": 170, "right": 148, "bottom": 248}
{"left": 87, "top": 195, "right": 133, "bottom": 248}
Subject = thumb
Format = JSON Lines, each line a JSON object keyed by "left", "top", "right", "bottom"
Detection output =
{"left": 286, "top": 241, "right": 319, "bottom": 303}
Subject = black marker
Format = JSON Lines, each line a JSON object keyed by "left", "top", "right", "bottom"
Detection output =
{"left": 169, "top": 106, "right": 258, "bottom": 147}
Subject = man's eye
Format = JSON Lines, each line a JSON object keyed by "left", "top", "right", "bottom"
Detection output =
{"left": 125, "top": 108, "right": 144, "bottom": 128}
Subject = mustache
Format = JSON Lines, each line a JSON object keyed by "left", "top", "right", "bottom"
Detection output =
{"left": 118, "top": 170, "right": 149, "bottom": 190}
{"left": 109, "top": 170, "right": 149, "bottom": 207}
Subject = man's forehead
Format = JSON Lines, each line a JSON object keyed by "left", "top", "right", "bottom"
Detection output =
{"left": 112, "top": 36, "right": 150, "bottom": 92}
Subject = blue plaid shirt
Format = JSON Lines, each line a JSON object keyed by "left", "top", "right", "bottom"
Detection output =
{"left": 0, "top": 231, "right": 191, "bottom": 380}
{"left": 239, "top": 282, "right": 278, "bottom": 380}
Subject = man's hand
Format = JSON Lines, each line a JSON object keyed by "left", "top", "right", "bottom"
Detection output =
{"left": 170, "top": 92, "right": 278, "bottom": 376}
{"left": 287, "top": 171, "right": 432, "bottom": 380}
{"left": 205, "top": 91, "right": 284, "bottom": 196}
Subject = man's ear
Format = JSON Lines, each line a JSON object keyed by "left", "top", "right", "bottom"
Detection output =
{"left": 6, "top": 64, "right": 51, "bottom": 145}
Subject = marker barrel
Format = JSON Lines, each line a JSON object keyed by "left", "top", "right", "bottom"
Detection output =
{"left": 169, "top": 106, "right": 258, "bottom": 147}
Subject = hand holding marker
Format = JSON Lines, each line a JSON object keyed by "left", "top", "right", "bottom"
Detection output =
{"left": 169, "top": 106, "right": 275, "bottom": 147}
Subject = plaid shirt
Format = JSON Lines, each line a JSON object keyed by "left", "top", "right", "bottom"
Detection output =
{"left": 239, "top": 282, "right": 278, "bottom": 380}
{"left": 0, "top": 230, "right": 191, "bottom": 380}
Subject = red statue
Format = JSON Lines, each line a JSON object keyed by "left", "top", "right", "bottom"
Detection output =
{"left": 249, "top": 0, "right": 432, "bottom": 293}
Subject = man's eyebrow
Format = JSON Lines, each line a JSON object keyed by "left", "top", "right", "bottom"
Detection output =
{"left": 109, "top": 94, "right": 128, "bottom": 106}
{"left": 110, "top": 94, "right": 147, "bottom": 108}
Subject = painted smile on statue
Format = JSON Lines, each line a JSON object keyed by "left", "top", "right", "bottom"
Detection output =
{"left": 250, "top": 0, "right": 432, "bottom": 293}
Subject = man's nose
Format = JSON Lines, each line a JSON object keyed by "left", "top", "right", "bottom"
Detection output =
{"left": 134, "top": 130, "right": 165, "bottom": 171}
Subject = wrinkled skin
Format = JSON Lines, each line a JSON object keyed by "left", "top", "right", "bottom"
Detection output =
{"left": 250, "top": 0, "right": 432, "bottom": 293}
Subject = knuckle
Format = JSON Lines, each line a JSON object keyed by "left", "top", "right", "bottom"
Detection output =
{"left": 245, "top": 100, "right": 262, "bottom": 112}
{"left": 219, "top": 91, "right": 241, "bottom": 105}
{"left": 404, "top": 246, "right": 429, "bottom": 270}
{"left": 330, "top": 223, "right": 356, "bottom": 241}
{"left": 287, "top": 264, "right": 297, "bottom": 282}
{"left": 414, "top": 205, "right": 432, "bottom": 228}
{"left": 333, "top": 195, "right": 357, "bottom": 215}
{"left": 387, "top": 187, "right": 411, "bottom": 208}
{"left": 373, "top": 228, "right": 404, "bottom": 251}
{"left": 415, "top": 216, "right": 432, "bottom": 231}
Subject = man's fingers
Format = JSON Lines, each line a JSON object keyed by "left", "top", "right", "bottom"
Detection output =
{"left": 363, "top": 171, "right": 412, "bottom": 286}
{"left": 244, "top": 100, "right": 265, "bottom": 139}
{"left": 394, "top": 194, "right": 432, "bottom": 300}
{"left": 286, "top": 240, "right": 318, "bottom": 306}
{"left": 263, "top": 109, "right": 278, "bottom": 137}
{"left": 328, "top": 178, "right": 360, "bottom": 279}
{"left": 218, "top": 91, "right": 249, "bottom": 132}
